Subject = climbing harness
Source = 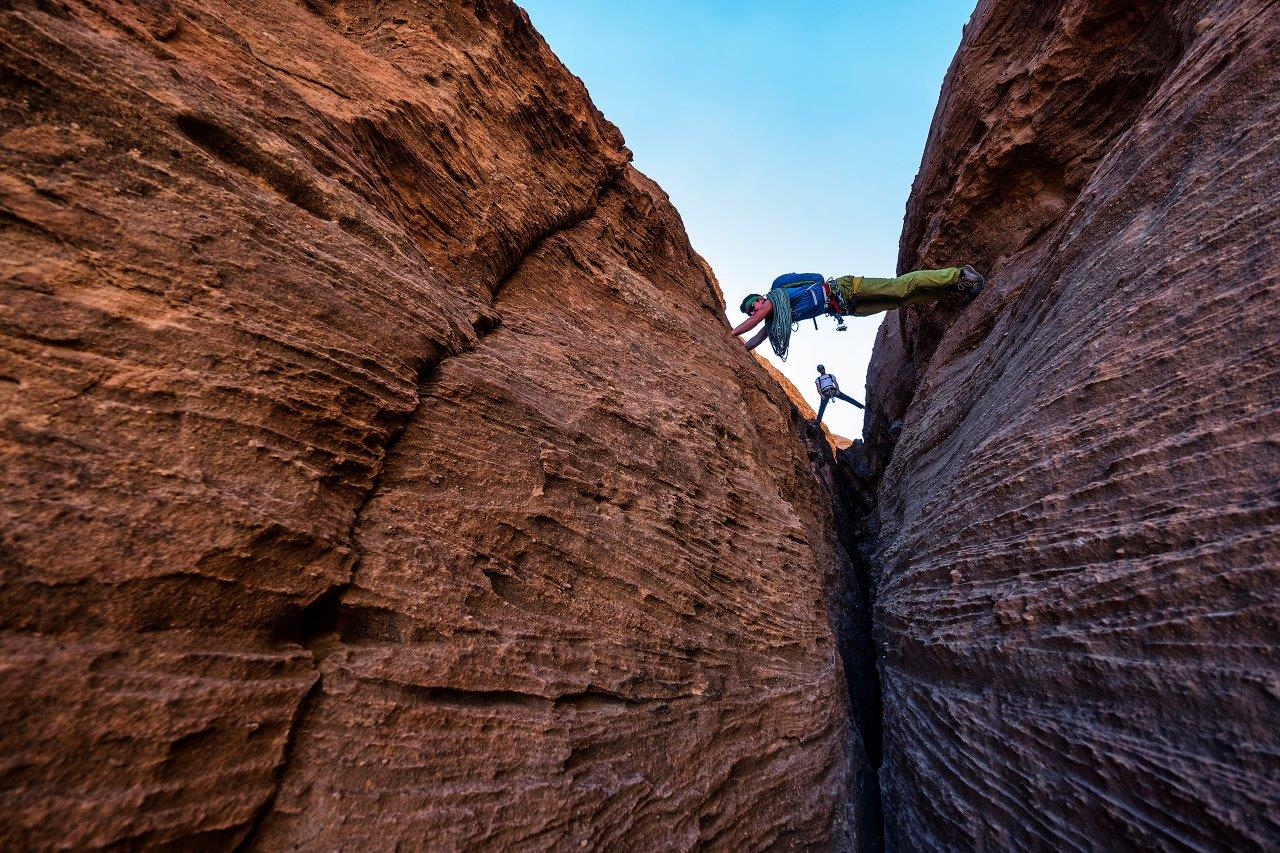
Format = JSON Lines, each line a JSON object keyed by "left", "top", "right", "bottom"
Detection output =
{"left": 831, "top": 275, "right": 863, "bottom": 319}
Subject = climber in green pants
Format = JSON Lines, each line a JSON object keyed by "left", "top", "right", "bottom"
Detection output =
{"left": 732, "top": 266, "right": 985, "bottom": 359}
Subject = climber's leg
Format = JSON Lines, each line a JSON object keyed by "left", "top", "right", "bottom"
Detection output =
{"left": 859, "top": 268, "right": 961, "bottom": 300}
{"left": 831, "top": 268, "right": 971, "bottom": 317}
{"left": 816, "top": 396, "right": 830, "bottom": 423}
{"left": 834, "top": 391, "right": 864, "bottom": 409}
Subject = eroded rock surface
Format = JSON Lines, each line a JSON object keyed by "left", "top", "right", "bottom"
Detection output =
{"left": 0, "top": 1, "right": 866, "bottom": 847}
{"left": 864, "top": 0, "right": 1280, "bottom": 847}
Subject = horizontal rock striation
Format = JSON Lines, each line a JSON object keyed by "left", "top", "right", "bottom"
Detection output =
{"left": 0, "top": 1, "right": 868, "bottom": 848}
{"left": 863, "top": 0, "right": 1280, "bottom": 848}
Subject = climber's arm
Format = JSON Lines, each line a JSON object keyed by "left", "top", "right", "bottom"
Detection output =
{"left": 730, "top": 300, "right": 772, "bottom": 337}
{"left": 743, "top": 326, "right": 770, "bottom": 351}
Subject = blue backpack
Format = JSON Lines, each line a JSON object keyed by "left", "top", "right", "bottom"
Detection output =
{"left": 772, "top": 272, "right": 828, "bottom": 323}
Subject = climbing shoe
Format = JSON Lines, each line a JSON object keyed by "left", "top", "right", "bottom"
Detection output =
{"left": 956, "top": 265, "right": 986, "bottom": 302}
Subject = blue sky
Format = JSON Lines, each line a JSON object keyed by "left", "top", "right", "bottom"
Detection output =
{"left": 520, "top": 0, "right": 976, "bottom": 438}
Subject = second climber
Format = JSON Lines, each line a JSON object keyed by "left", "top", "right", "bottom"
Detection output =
{"left": 814, "top": 364, "right": 862, "bottom": 424}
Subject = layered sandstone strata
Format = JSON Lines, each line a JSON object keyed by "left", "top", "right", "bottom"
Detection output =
{"left": 0, "top": 2, "right": 868, "bottom": 847}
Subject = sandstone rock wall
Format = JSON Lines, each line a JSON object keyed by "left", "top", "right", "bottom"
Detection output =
{"left": 0, "top": 2, "right": 868, "bottom": 847}
{"left": 862, "top": 0, "right": 1280, "bottom": 847}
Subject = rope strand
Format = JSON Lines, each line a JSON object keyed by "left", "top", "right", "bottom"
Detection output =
{"left": 765, "top": 287, "right": 792, "bottom": 360}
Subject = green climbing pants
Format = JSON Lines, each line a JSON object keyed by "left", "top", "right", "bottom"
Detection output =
{"left": 831, "top": 267, "right": 961, "bottom": 317}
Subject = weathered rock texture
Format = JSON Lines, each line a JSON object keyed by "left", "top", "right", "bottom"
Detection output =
{"left": 862, "top": 0, "right": 1280, "bottom": 848}
{"left": 0, "top": 1, "right": 869, "bottom": 848}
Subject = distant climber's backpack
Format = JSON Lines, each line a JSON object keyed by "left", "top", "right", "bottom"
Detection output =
{"left": 772, "top": 272, "right": 828, "bottom": 323}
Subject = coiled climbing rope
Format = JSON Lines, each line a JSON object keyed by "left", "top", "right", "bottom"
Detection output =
{"left": 765, "top": 287, "right": 793, "bottom": 360}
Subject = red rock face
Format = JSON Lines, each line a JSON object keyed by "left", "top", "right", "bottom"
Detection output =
{"left": 0, "top": 2, "right": 868, "bottom": 847}
{"left": 863, "top": 0, "right": 1280, "bottom": 847}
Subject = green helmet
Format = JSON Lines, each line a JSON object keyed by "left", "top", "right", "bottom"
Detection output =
{"left": 740, "top": 293, "right": 764, "bottom": 315}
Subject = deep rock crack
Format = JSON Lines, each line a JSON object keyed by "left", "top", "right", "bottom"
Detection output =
{"left": 802, "top": 424, "right": 887, "bottom": 853}
{"left": 239, "top": 162, "right": 630, "bottom": 847}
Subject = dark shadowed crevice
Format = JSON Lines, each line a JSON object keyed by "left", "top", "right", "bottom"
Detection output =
{"left": 800, "top": 425, "right": 886, "bottom": 853}
{"left": 297, "top": 586, "right": 344, "bottom": 645}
